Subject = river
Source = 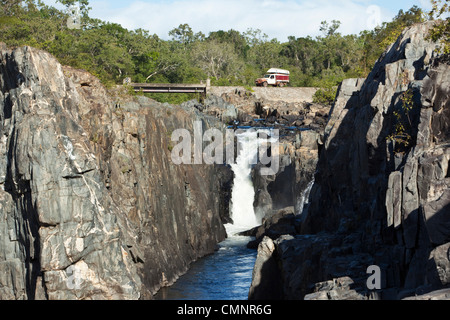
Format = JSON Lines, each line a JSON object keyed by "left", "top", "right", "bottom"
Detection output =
{"left": 154, "top": 225, "right": 257, "bottom": 300}
{"left": 155, "top": 130, "right": 271, "bottom": 300}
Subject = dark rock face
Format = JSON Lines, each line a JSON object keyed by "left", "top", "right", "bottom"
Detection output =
{"left": 0, "top": 44, "right": 227, "bottom": 299}
{"left": 249, "top": 114, "right": 326, "bottom": 222}
{"left": 249, "top": 22, "right": 450, "bottom": 300}
{"left": 248, "top": 236, "right": 283, "bottom": 300}
{"left": 246, "top": 207, "right": 298, "bottom": 249}
{"left": 249, "top": 126, "right": 323, "bottom": 233}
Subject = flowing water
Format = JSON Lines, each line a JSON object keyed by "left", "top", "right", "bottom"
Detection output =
{"left": 154, "top": 225, "right": 256, "bottom": 300}
{"left": 296, "top": 178, "right": 315, "bottom": 215}
{"left": 155, "top": 130, "right": 270, "bottom": 300}
{"left": 230, "top": 130, "right": 263, "bottom": 228}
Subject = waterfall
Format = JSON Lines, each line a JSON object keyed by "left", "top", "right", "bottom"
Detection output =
{"left": 296, "top": 178, "right": 315, "bottom": 215}
{"left": 229, "top": 130, "right": 260, "bottom": 231}
{"left": 226, "top": 128, "right": 279, "bottom": 236}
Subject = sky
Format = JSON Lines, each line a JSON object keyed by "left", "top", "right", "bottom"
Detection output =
{"left": 42, "top": 0, "right": 435, "bottom": 41}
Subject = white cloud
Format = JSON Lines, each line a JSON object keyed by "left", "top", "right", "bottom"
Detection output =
{"left": 85, "top": 0, "right": 395, "bottom": 41}
{"left": 418, "top": 0, "right": 432, "bottom": 10}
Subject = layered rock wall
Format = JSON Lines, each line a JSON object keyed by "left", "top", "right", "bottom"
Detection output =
{"left": 250, "top": 22, "right": 450, "bottom": 300}
{"left": 0, "top": 44, "right": 227, "bottom": 299}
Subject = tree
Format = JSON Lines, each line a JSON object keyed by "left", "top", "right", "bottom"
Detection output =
{"left": 358, "top": 6, "right": 425, "bottom": 76}
{"left": 169, "top": 23, "right": 203, "bottom": 51}
{"left": 430, "top": 0, "right": 449, "bottom": 18}
{"left": 242, "top": 28, "right": 283, "bottom": 73}
{"left": 136, "top": 50, "right": 181, "bottom": 83}
{"left": 127, "top": 30, "right": 178, "bottom": 83}
{"left": 0, "top": 0, "right": 64, "bottom": 48}
{"left": 428, "top": 0, "right": 450, "bottom": 53}
{"left": 336, "top": 34, "right": 364, "bottom": 75}
{"left": 192, "top": 40, "right": 243, "bottom": 82}
{"left": 378, "top": 6, "right": 425, "bottom": 49}
{"left": 0, "top": 0, "right": 436, "bottom": 103}
{"left": 247, "top": 39, "right": 284, "bottom": 71}
{"left": 73, "top": 25, "right": 133, "bottom": 82}
{"left": 317, "top": 20, "right": 342, "bottom": 70}
{"left": 0, "top": 0, "right": 23, "bottom": 15}
{"left": 282, "top": 36, "right": 321, "bottom": 75}
{"left": 319, "top": 20, "right": 341, "bottom": 37}
{"left": 312, "top": 66, "right": 346, "bottom": 104}
{"left": 243, "top": 28, "right": 269, "bottom": 46}
{"left": 207, "top": 29, "right": 249, "bottom": 58}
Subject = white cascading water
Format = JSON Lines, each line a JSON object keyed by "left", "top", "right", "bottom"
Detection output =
{"left": 296, "top": 178, "right": 315, "bottom": 215}
{"left": 227, "top": 129, "right": 270, "bottom": 235}
{"left": 230, "top": 131, "right": 259, "bottom": 228}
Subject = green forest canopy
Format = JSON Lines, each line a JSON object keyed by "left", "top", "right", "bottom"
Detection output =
{"left": 0, "top": 0, "right": 448, "bottom": 104}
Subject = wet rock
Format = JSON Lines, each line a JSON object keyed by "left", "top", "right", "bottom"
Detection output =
{"left": 182, "top": 95, "right": 238, "bottom": 124}
{"left": 251, "top": 129, "right": 321, "bottom": 222}
{"left": 402, "top": 288, "right": 450, "bottom": 300}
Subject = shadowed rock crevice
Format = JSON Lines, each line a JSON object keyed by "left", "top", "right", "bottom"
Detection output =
{"left": 249, "top": 22, "right": 450, "bottom": 300}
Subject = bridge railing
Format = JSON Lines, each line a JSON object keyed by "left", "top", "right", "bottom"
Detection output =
{"left": 130, "top": 83, "right": 207, "bottom": 94}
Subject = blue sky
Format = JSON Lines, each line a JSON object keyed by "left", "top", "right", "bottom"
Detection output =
{"left": 43, "top": 0, "right": 434, "bottom": 41}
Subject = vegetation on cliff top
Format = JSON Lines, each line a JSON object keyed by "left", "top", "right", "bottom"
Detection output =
{"left": 0, "top": 0, "right": 447, "bottom": 104}
{"left": 428, "top": 0, "right": 450, "bottom": 53}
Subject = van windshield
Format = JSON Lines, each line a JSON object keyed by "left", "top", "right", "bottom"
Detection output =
{"left": 264, "top": 75, "right": 270, "bottom": 78}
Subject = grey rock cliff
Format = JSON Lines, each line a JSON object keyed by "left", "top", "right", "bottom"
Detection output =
{"left": 0, "top": 44, "right": 227, "bottom": 299}
{"left": 0, "top": 44, "right": 141, "bottom": 299}
{"left": 249, "top": 21, "right": 450, "bottom": 300}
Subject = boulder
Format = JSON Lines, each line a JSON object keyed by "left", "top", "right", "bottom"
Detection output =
{"left": 247, "top": 207, "right": 297, "bottom": 249}
{"left": 304, "top": 276, "right": 369, "bottom": 300}
{"left": 248, "top": 236, "right": 283, "bottom": 300}
{"left": 403, "top": 288, "right": 450, "bottom": 300}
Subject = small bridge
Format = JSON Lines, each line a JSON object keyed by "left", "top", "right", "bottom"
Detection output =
{"left": 125, "top": 80, "right": 318, "bottom": 104}
{"left": 130, "top": 83, "right": 207, "bottom": 94}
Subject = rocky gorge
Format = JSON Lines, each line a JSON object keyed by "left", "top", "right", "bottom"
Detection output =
{"left": 0, "top": 20, "right": 448, "bottom": 301}
{"left": 0, "top": 38, "right": 331, "bottom": 299}
{"left": 249, "top": 21, "right": 450, "bottom": 300}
